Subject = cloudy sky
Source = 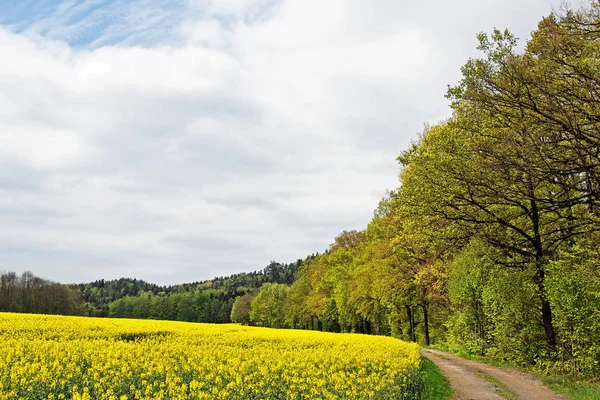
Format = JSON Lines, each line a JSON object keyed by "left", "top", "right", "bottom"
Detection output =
{"left": 0, "top": 0, "right": 555, "bottom": 284}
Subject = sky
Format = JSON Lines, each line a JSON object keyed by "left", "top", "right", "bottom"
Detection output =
{"left": 0, "top": 0, "right": 557, "bottom": 285}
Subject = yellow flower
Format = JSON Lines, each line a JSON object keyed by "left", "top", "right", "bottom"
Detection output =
{"left": 0, "top": 312, "right": 419, "bottom": 400}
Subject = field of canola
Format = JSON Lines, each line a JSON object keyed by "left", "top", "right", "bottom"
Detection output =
{"left": 0, "top": 313, "right": 421, "bottom": 400}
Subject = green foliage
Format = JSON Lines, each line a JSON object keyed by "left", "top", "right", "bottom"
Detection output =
{"left": 69, "top": 256, "right": 316, "bottom": 318}
{"left": 446, "top": 240, "right": 548, "bottom": 365}
{"left": 420, "top": 358, "right": 453, "bottom": 400}
{"left": 446, "top": 240, "right": 494, "bottom": 356}
{"left": 546, "top": 236, "right": 600, "bottom": 378}
{"left": 250, "top": 283, "right": 288, "bottom": 328}
{"left": 540, "top": 374, "right": 600, "bottom": 400}
{"left": 230, "top": 291, "right": 256, "bottom": 324}
{"left": 0, "top": 271, "right": 86, "bottom": 316}
{"left": 395, "top": 1, "right": 600, "bottom": 377}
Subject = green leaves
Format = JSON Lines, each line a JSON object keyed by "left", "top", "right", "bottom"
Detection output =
{"left": 227, "top": 0, "right": 600, "bottom": 379}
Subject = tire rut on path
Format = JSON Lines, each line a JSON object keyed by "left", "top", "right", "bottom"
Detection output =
{"left": 422, "top": 348, "right": 566, "bottom": 400}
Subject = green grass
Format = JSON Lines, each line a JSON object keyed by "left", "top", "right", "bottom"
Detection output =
{"left": 476, "top": 372, "right": 518, "bottom": 400}
{"left": 427, "top": 345, "right": 600, "bottom": 400}
{"left": 539, "top": 375, "right": 600, "bottom": 400}
{"left": 421, "top": 356, "right": 453, "bottom": 400}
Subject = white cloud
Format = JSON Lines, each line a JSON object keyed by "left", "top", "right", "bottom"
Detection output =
{"left": 0, "top": 0, "right": 555, "bottom": 284}
{"left": 203, "top": 0, "right": 269, "bottom": 17}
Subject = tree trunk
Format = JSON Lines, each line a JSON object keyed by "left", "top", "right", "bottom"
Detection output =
{"left": 536, "top": 267, "right": 557, "bottom": 353}
{"left": 422, "top": 301, "right": 430, "bottom": 346}
{"left": 406, "top": 305, "right": 415, "bottom": 342}
{"left": 530, "top": 196, "right": 557, "bottom": 353}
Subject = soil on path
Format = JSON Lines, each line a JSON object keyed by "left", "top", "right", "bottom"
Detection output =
{"left": 422, "top": 348, "right": 566, "bottom": 400}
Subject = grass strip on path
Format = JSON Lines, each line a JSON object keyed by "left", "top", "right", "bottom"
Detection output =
{"left": 475, "top": 372, "right": 518, "bottom": 400}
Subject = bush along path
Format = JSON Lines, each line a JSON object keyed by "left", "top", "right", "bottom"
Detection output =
{"left": 422, "top": 349, "right": 565, "bottom": 400}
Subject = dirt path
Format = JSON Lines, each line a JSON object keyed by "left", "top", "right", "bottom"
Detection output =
{"left": 422, "top": 348, "right": 566, "bottom": 400}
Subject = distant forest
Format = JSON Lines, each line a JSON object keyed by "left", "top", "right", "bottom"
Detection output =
{"left": 0, "top": 256, "right": 316, "bottom": 323}
{"left": 1, "top": 1, "right": 599, "bottom": 380}
{"left": 72, "top": 256, "right": 315, "bottom": 322}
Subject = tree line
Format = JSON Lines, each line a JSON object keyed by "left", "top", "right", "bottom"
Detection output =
{"left": 231, "top": 3, "right": 600, "bottom": 379}
{"left": 0, "top": 271, "right": 85, "bottom": 316}
{"left": 77, "top": 257, "right": 313, "bottom": 322}
{"left": 0, "top": 257, "right": 314, "bottom": 323}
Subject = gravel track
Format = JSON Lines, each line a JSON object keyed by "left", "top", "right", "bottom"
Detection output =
{"left": 422, "top": 348, "right": 566, "bottom": 400}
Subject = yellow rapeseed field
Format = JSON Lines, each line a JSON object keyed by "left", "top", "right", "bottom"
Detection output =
{"left": 0, "top": 313, "right": 420, "bottom": 400}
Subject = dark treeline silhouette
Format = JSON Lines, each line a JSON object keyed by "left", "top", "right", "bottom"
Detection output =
{"left": 0, "top": 271, "right": 85, "bottom": 316}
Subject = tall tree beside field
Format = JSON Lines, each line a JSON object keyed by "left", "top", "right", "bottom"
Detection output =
{"left": 231, "top": 291, "right": 256, "bottom": 325}
{"left": 250, "top": 283, "right": 288, "bottom": 328}
{"left": 398, "top": 1, "right": 600, "bottom": 367}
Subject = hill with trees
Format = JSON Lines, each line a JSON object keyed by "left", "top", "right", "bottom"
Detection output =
{"left": 66, "top": 256, "right": 317, "bottom": 321}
